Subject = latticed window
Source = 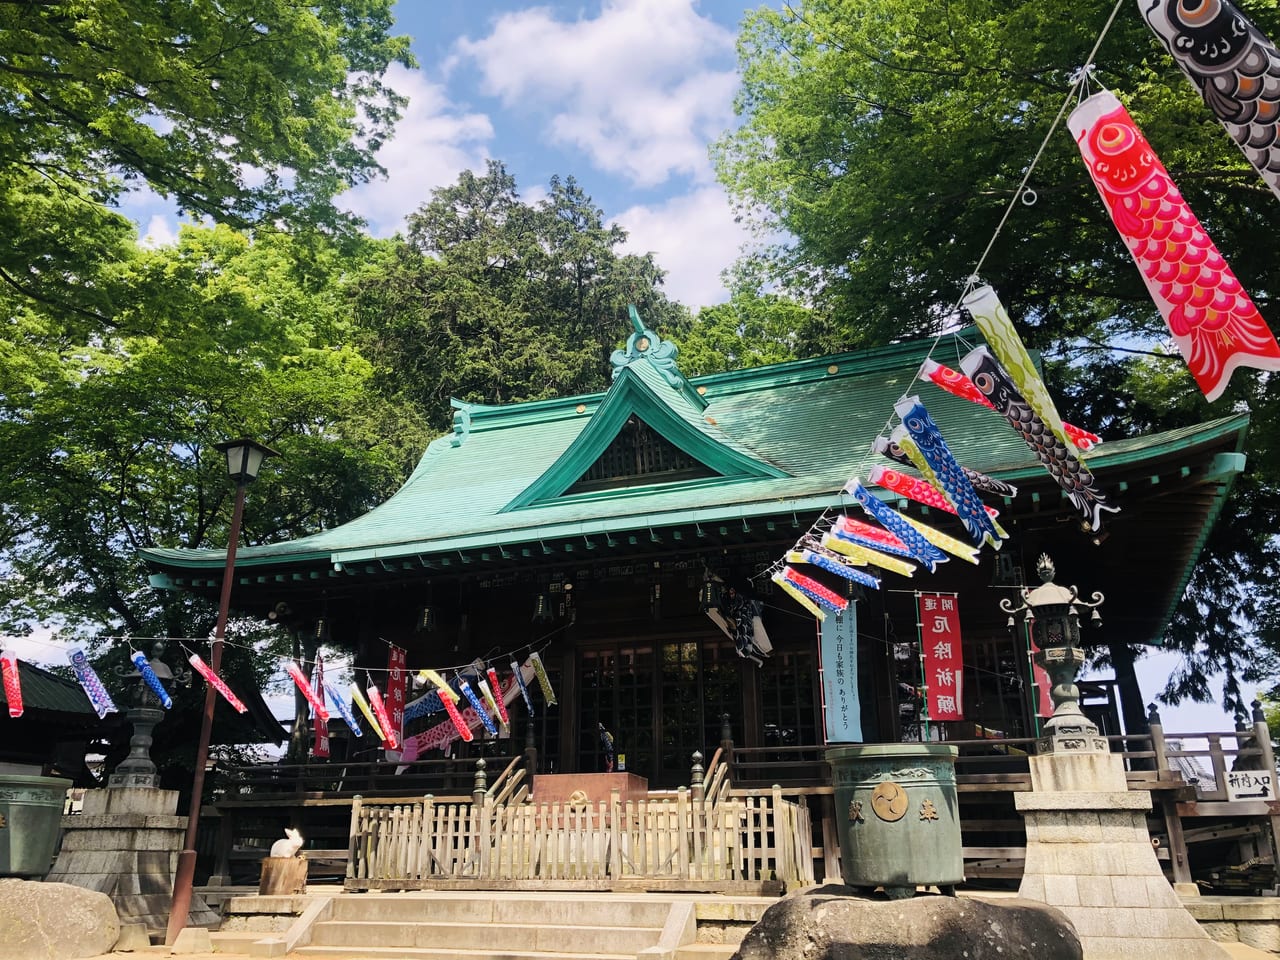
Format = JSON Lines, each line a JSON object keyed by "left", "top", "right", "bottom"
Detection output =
{"left": 567, "top": 415, "right": 716, "bottom": 493}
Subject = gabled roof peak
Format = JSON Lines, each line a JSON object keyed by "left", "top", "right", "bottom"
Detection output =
{"left": 609, "top": 304, "right": 691, "bottom": 395}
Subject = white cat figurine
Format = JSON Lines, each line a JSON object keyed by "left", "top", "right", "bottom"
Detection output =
{"left": 269, "top": 827, "right": 303, "bottom": 858}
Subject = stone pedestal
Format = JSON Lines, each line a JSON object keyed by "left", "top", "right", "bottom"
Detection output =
{"left": 1017, "top": 748, "right": 1227, "bottom": 960}
{"left": 46, "top": 786, "right": 219, "bottom": 935}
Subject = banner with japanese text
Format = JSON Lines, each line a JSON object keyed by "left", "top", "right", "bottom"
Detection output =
{"left": 820, "top": 605, "right": 862, "bottom": 742}
{"left": 311, "top": 655, "right": 330, "bottom": 758}
{"left": 918, "top": 593, "right": 964, "bottom": 722}
{"left": 387, "top": 643, "right": 407, "bottom": 746}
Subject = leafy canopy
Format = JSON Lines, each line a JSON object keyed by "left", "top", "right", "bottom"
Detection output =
{"left": 0, "top": 0, "right": 413, "bottom": 326}
{"left": 350, "top": 161, "right": 689, "bottom": 427}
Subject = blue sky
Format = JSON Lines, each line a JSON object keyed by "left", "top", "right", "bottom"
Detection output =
{"left": 134, "top": 0, "right": 759, "bottom": 308}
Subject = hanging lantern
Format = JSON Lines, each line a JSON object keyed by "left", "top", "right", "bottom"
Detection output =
{"left": 532, "top": 593, "right": 553, "bottom": 624}
{"left": 314, "top": 617, "right": 330, "bottom": 642}
{"left": 699, "top": 576, "right": 723, "bottom": 613}
{"left": 416, "top": 606, "right": 436, "bottom": 633}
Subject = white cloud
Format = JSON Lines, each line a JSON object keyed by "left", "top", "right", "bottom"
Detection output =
{"left": 338, "top": 64, "right": 494, "bottom": 235}
{"left": 139, "top": 214, "right": 178, "bottom": 249}
{"left": 2, "top": 625, "right": 72, "bottom": 667}
{"left": 455, "top": 0, "right": 737, "bottom": 187}
{"left": 614, "top": 185, "right": 750, "bottom": 307}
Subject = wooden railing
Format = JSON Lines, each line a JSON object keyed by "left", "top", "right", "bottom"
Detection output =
{"left": 345, "top": 786, "right": 814, "bottom": 891}
{"left": 213, "top": 753, "right": 519, "bottom": 803}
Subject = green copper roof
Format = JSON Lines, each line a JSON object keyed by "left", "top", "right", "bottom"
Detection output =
{"left": 139, "top": 329, "right": 1249, "bottom": 573}
{"left": 1, "top": 661, "right": 97, "bottom": 716}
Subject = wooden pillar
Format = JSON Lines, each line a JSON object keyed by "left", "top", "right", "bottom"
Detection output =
{"left": 558, "top": 644, "right": 576, "bottom": 774}
{"left": 1148, "top": 703, "right": 1192, "bottom": 885}
{"left": 1251, "top": 699, "right": 1280, "bottom": 879}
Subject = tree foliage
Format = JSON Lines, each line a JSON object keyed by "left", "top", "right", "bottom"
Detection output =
{"left": 715, "top": 0, "right": 1280, "bottom": 717}
{"left": 350, "top": 161, "right": 689, "bottom": 427}
{"left": 0, "top": 0, "right": 412, "bottom": 328}
{"left": 0, "top": 225, "right": 429, "bottom": 644}
{"left": 670, "top": 293, "right": 809, "bottom": 376}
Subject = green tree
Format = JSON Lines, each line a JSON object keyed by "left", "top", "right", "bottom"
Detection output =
{"left": 715, "top": 0, "right": 1280, "bottom": 723}
{"left": 351, "top": 162, "right": 689, "bottom": 427}
{"left": 670, "top": 292, "right": 812, "bottom": 376}
{"left": 0, "top": 0, "right": 412, "bottom": 328}
{"left": 0, "top": 223, "right": 428, "bottom": 686}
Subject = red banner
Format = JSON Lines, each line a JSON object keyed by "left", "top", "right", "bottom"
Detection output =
{"left": 1027, "top": 630, "right": 1054, "bottom": 719}
{"left": 918, "top": 593, "right": 964, "bottom": 721}
{"left": 312, "top": 655, "right": 330, "bottom": 758}
{"left": 387, "top": 643, "right": 407, "bottom": 747}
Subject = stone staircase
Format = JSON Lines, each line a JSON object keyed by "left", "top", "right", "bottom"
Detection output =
{"left": 211, "top": 890, "right": 765, "bottom": 959}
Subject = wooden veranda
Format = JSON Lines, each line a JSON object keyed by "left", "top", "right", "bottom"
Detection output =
{"left": 202, "top": 708, "right": 1280, "bottom": 894}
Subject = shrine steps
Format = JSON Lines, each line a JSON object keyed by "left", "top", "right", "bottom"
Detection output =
{"left": 214, "top": 889, "right": 764, "bottom": 959}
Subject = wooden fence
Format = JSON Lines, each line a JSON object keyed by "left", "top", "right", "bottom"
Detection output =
{"left": 346, "top": 786, "right": 814, "bottom": 892}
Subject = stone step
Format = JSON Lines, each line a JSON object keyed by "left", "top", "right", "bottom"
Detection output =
{"left": 295, "top": 947, "right": 637, "bottom": 960}
{"left": 326, "top": 894, "right": 674, "bottom": 928}
{"left": 210, "top": 930, "right": 272, "bottom": 953}
{"left": 676, "top": 944, "right": 739, "bottom": 960}
{"left": 309, "top": 919, "right": 664, "bottom": 955}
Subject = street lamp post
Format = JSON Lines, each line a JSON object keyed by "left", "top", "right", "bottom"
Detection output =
{"left": 166, "top": 438, "right": 278, "bottom": 946}
{"left": 1001, "top": 554, "right": 1106, "bottom": 754}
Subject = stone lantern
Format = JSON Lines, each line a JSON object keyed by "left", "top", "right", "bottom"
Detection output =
{"left": 1001, "top": 554, "right": 1105, "bottom": 754}
{"left": 109, "top": 643, "right": 188, "bottom": 789}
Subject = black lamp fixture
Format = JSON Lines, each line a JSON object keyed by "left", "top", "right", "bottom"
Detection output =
{"left": 215, "top": 437, "right": 280, "bottom": 486}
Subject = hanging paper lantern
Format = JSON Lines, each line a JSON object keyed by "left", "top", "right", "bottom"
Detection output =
{"left": 478, "top": 678, "right": 508, "bottom": 733}
{"left": 1140, "top": 0, "right": 1280, "bottom": 201}
{"left": 869, "top": 465, "right": 999, "bottom": 519}
{"left": 836, "top": 515, "right": 916, "bottom": 558}
{"left": 510, "top": 659, "right": 536, "bottom": 717}
{"left": 783, "top": 567, "right": 848, "bottom": 613}
{"left": 458, "top": 677, "right": 498, "bottom": 736}
{"left": 844, "top": 479, "right": 949, "bottom": 571}
{"left": 772, "top": 571, "right": 826, "bottom": 620}
{"left": 919, "top": 358, "right": 1102, "bottom": 455}
{"left": 960, "top": 345, "right": 1119, "bottom": 533}
{"left": 349, "top": 683, "right": 386, "bottom": 741}
{"left": 874, "top": 434, "right": 1018, "bottom": 498}
{"left": 821, "top": 532, "right": 917, "bottom": 578}
{"left": 418, "top": 669, "right": 460, "bottom": 703}
{"left": 894, "top": 398, "right": 1007, "bottom": 549}
{"left": 130, "top": 650, "right": 172, "bottom": 709}
{"left": 189, "top": 652, "right": 248, "bottom": 713}
{"left": 1068, "top": 90, "right": 1280, "bottom": 401}
{"left": 367, "top": 683, "right": 399, "bottom": 749}
{"left": 487, "top": 667, "right": 512, "bottom": 727}
{"left": 286, "top": 661, "right": 330, "bottom": 723}
{"left": 529, "top": 652, "right": 558, "bottom": 706}
{"left": 900, "top": 513, "right": 981, "bottom": 565}
{"left": 323, "top": 679, "right": 363, "bottom": 737}
{"left": 787, "top": 549, "right": 881, "bottom": 589}
{"left": 1, "top": 650, "right": 22, "bottom": 718}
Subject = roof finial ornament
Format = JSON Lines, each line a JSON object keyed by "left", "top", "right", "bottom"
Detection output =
{"left": 610, "top": 303, "right": 684, "bottom": 389}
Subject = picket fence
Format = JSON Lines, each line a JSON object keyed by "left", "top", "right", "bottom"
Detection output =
{"left": 345, "top": 786, "right": 814, "bottom": 891}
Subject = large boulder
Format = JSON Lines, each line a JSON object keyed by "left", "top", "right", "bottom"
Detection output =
{"left": 0, "top": 878, "right": 121, "bottom": 960}
{"left": 731, "top": 886, "right": 1081, "bottom": 960}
